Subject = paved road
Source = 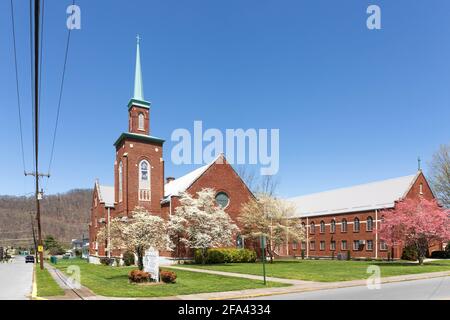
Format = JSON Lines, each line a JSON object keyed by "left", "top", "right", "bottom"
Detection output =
{"left": 250, "top": 276, "right": 450, "bottom": 300}
{"left": 0, "top": 256, "right": 34, "bottom": 300}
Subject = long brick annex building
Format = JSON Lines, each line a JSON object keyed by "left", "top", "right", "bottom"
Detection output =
{"left": 88, "top": 40, "right": 440, "bottom": 263}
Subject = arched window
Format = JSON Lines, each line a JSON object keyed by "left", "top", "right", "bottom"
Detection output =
{"left": 310, "top": 222, "right": 315, "bottom": 234}
{"left": 236, "top": 235, "right": 244, "bottom": 249}
{"left": 367, "top": 216, "right": 373, "bottom": 231}
{"left": 354, "top": 217, "right": 360, "bottom": 232}
{"left": 118, "top": 161, "right": 123, "bottom": 203}
{"left": 139, "top": 160, "right": 151, "bottom": 201}
{"left": 341, "top": 219, "right": 347, "bottom": 233}
{"left": 138, "top": 113, "right": 145, "bottom": 131}
{"left": 330, "top": 220, "right": 336, "bottom": 233}
{"left": 320, "top": 221, "right": 325, "bottom": 233}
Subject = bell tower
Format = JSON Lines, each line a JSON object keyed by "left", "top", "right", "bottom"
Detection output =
{"left": 113, "top": 35, "right": 165, "bottom": 217}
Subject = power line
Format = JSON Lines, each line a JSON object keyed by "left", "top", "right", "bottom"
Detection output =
{"left": 29, "top": 0, "right": 36, "bottom": 172}
{"left": 47, "top": 0, "right": 75, "bottom": 177}
{"left": 33, "top": 0, "right": 44, "bottom": 271}
{"left": 9, "top": 0, "right": 27, "bottom": 174}
{"left": 38, "top": 0, "right": 45, "bottom": 125}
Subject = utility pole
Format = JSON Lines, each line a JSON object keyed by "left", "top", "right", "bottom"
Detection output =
{"left": 25, "top": 172, "right": 49, "bottom": 270}
{"left": 29, "top": 211, "right": 38, "bottom": 263}
{"left": 261, "top": 235, "right": 267, "bottom": 286}
{"left": 25, "top": 0, "right": 46, "bottom": 270}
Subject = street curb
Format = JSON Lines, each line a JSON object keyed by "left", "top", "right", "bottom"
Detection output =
{"left": 205, "top": 271, "right": 450, "bottom": 300}
{"left": 31, "top": 264, "right": 49, "bottom": 301}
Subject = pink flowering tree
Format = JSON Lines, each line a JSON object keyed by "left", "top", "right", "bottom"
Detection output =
{"left": 379, "top": 198, "right": 450, "bottom": 265}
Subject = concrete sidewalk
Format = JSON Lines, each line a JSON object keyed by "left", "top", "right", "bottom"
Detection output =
{"left": 40, "top": 263, "right": 450, "bottom": 300}
{"left": 167, "top": 266, "right": 310, "bottom": 285}
{"left": 165, "top": 266, "right": 450, "bottom": 300}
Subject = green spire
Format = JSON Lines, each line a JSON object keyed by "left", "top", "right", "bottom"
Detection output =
{"left": 134, "top": 35, "right": 144, "bottom": 101}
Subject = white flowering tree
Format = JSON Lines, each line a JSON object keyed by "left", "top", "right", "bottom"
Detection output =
{"left": 97, "top": 207, "right": 172, "bottom": 270}
{"left": 168, "top": 188, "right": 239, "bottom": 264}
{"left": 238, "top": 194, "right": 306, "bottom": 263}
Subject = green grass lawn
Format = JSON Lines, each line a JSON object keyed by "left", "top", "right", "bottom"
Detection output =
{"left": 51, "top": 259, "right": 288, "bottom": 298}
{"left": 35, "top": 267, "right": 65, "bottom": 297}
{"left": 186, "top": 259, "right": 450, "bottom": 282}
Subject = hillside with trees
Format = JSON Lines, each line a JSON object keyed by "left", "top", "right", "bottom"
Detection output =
{"left": 0, "top": 189, "right": 92, "bottom": 247}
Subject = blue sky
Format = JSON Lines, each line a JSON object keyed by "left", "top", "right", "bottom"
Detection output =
{"left": 0, "top": 0, "right": 449, "bottom": 198}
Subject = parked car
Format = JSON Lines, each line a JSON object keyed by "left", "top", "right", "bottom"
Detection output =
{"left": 25, "top": 255, "right": 35, "bottom": 263}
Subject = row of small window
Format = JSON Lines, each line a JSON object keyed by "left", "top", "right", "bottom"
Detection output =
{"left": 292, "top": 240, "right": 388, "bottom": 251}
{"left": 305, "top": 217, "right": 374, "bottom": 234}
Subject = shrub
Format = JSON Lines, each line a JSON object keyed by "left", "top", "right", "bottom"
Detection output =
{"left": 207, "top": 249, "right": 226, "bottom": 264}
{"left": 301, "top": 250, "right": 305, "bottom": 260}
{"left": 430, "top": 251, "right": 450, "bottom": 259}
{"left": 194, "top": 248, "right": 257, "bottom": 264}
{"left": 160, "top": 270, "right": 177, "bottom": 284}
{"left": 129, "top": 270, "right": 150, "bottom": 283}
{"left": 123, "top": 251, "right": 135, "bottom": 266}
{"left": 402, "top": 245, "right": 419, "bottom": 261}
{"left": 74, "top": 249, "right": 82, "bottom": 257}
{"left": 346, "top": 250, "right": 351, "bottom": 261}
{"left": 100, "top": 257, "right": 114, "bottom": 266}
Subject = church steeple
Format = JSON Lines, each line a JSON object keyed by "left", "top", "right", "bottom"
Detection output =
{"left": 128, "top": 35, "right": 151, "bottom": 135}
{"left": 134, "top": 35, "right": 144, "bottom": 101}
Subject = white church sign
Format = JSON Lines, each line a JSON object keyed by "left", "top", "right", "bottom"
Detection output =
{"left": 143, "top": 248, "right": 159, "bottom": 281}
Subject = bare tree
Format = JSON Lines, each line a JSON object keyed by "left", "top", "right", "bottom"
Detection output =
{"left": 239, "top": 195, "right": 305, "bottom": 263}
{"left": 236, "top": 165, "right": 280, "bottom": 197}
{"left": 428, "top": 144, "right": 450, "bottom": 208}
{"left": 256, "top": 175, "right": 280, "bottom": 197}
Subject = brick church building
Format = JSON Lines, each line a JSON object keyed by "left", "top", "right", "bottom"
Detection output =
{"left": 88, "top": 40, "right": 254, "bottom": 262}
{"left": 89, "top": 39, "right": 440, "bottom": 263}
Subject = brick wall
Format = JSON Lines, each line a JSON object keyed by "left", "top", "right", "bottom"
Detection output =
{"left": 281, "top": 172, "right": 440, "bottom": 260}
{"left": 113, "top": 138, "right": 164, "bottom": 218}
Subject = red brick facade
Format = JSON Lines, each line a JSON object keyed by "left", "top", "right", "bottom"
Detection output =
{"left": 161, "top": 156, "right": 254, "bottom": 257}
{"left": 278, "top": 172, "right": 440, "bottom": 260}
{"left": 89, "top": 101, "right": 440, "bottom": 261}
{"left": 89, "top": 100, "right": 254, "bottom": 259}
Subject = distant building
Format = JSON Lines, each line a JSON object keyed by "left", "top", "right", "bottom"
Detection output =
{"left": 72, "top": 238, "right": 89, "bottom": 259}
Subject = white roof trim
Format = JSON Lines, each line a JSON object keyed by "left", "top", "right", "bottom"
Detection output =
{"left": 96, "top": 182, "right": 115, "bottom": 208}
{"left": 288, "top": 174, "right": 419, "bottom": 218}
{"left": 163, "top": 154, "right": 224, "bottom": 199}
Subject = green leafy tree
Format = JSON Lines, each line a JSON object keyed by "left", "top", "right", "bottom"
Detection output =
{"left": 44, "top": 235, "right": 65, "bottom": 255}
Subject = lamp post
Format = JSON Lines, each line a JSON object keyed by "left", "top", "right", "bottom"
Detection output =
{"left": 261, "top": 235, "right": 267, "bottom": 286}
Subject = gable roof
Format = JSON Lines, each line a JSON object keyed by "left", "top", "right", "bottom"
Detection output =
{"left": 163, "top": 154, "right": 224, "bottom": 200}
{"left": 95, "top": 181, "right": 115, "bottom": 208}
{"left": 288, "top": 172, "right": 420, "bottom": 218}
